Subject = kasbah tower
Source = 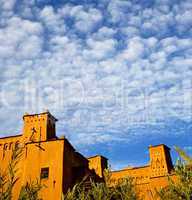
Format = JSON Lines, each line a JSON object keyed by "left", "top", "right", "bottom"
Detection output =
{"left": 0, "top": 111, "right": 177, "bottom": 200}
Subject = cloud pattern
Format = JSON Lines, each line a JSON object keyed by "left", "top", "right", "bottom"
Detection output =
{"left": 0, "top": 0, "right": 191, "bottom": 153}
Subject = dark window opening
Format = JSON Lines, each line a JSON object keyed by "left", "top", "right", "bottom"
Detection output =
{"left": 40, "top": 167, "right": 49, "bottom": 179}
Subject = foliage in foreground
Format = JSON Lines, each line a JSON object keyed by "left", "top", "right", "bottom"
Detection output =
{"left": 157, "top": 146, "right": 192, "bottom": 200}
{"left": 64, "top": 147, "right": 192, "bottom": 200}
{"left": 18, "top": 180, "right": 42, "bottom": 200}
{"left": 0, "top": 146, "right": 22, "bottom": 200}
{"left": 1, "top": 145, "right": 192, "bottom": 200}
{"left": 63, "top": 170, "right": 140, "bottom": 200}
{"left": 0, "top": 146, "right": 42, "bottom": 200}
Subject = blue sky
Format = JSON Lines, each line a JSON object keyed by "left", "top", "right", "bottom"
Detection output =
{"left": 0, "top": 0, "right": 191, "bottom": 169}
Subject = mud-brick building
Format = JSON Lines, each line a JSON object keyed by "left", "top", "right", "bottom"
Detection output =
{"left": 111, "top": 144, "right": 177, "bottom": 199}
{"left": 0, "top": 112, "right": 177, "bottom": 200}
{"left": 0, "top": 112, "right": 105, "bottom": 199}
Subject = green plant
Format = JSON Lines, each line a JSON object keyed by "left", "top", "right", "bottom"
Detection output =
{"left": 0, "top": 146, "right": 43, "bottom": 200}
{"left": 63, "top": 169, "right": 140, "bottom": 200}
{"left": 157, "top": 146, "right": 192, "bottom": 200}
{"left": 18, "top": 180, "right": 43, "bottom": 200}
{"left": 114, "top": 178, "right": 138, "bottom": 200}
{"left": 62, "top": 184, "right": 81, "bottom": 200}
{"left": 0, "top": 145, "right": 22, "bottom": 200}
{"left": 88, "top": 181, "right": 114, "bottom": 200}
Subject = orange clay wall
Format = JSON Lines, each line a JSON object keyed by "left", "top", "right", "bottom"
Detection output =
{"left": 21, "top": 140, "right": 65, "bottom": 200}
{"left": 0, "top": 112, "right": 178, "bottom": 200}
{"left": 0, "top": 135, "right": 23, "bottom": 199}
{"left": 62, "top": 139, "right": 89, "bottom": 193}
{"left": 110, "top": 144, "right": 177, "bottom": 200}
{"left": 88, "top": 155, "right": 108, "bottom": 178}
{"left": 0, "top": 112, "right": 88, "bottom": 200}
{"left": 0, "top": 112, "right": 65, "bottom": 200}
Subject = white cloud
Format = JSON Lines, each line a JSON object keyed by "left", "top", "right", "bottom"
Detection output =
{"left": 176, "top": 10, "right": 192, "bottom": 26}
{"left": 118, "top": 37, "right": 144, "bottom": 61}
{"left": 0, "top": 0, "right": 16, "bottom": 10}
{"left": 83, "top": 38, "right": 117, "bottom": 60}
{"left": 17, "top": 35, "right": 42, "bottom": 59}
{"left": 0, "top": 17, "right": 43, "bottom": 60}
{"left": 0, "top": 0, "right": 191, "bottom": 147}
{"left": 121, "top": 26, "right": 140, "bottom": 38}
{"left": 40, "top": 6, "right": 66, "bottom": 34}
{"left": 107, "top": 0, "right": 132, "bottom": 23}
{"left": 92, "top": 26, "right": 116, "bottom": 40}
{"left": 70, "top": 6, "right": 103, "bottom": 33}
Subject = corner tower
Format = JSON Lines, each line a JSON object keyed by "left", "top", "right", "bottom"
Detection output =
{"left": 149, "top": 144, "right": 173, "bottom": 177}
{"left": 22, "top": 111, "right": 58, "bottom": 142}
{"left": 88, "top": 155, "right": 108, "bottom": 178}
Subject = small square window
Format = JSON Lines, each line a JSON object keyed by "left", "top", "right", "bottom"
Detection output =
{"left": 40, "top": 167, "right": 49, "bottom": 179}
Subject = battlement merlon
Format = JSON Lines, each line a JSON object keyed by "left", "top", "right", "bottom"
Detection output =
{"left": 23, "top": 111, "right": 58, "bottom": 121}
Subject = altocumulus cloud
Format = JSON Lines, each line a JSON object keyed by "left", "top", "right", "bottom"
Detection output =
{"left": 0, "top": 0, "right": 191, "bottom": 149}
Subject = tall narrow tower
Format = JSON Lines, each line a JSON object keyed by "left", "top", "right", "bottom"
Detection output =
{"left": 149, "top": 144, "right": 173, "bottom": 177}
{"left": 22, "top": 111, "right": 58, "bottom": 142}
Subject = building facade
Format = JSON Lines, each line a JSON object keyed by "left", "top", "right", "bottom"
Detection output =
{"left": 0, "top": 112, "right": 177, "bottom": 200}
{"left": 111, "top": 144, "right": 177, "bottom": 199}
